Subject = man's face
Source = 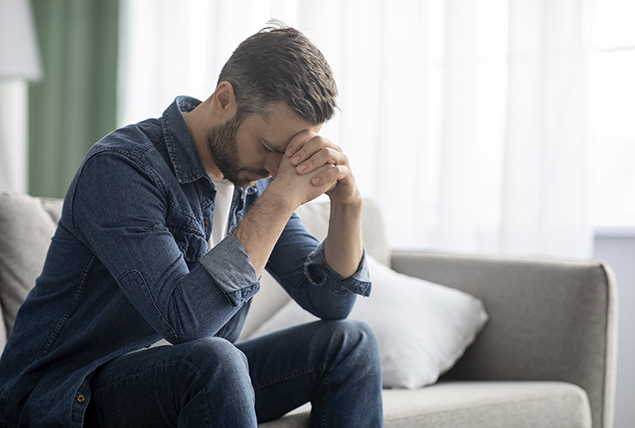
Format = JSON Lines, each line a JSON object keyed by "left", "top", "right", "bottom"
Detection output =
{"left": 205, "top": 102, "right": 321, "bottom": 188}
{"left": 205, "top": 114, "right": 264, "bottom": 188}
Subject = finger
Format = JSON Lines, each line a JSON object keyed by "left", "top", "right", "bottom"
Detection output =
{"left": 286, "top": 130, "right": 318, "bottom": 159}
{"left": 290, "top": 135, "right": 341, "bottom": 167}
{"left": 290, "top": 136, "right": 322, "bottom": 166}
{"left": 296, "top": 146, "right": 348, "bottom": 175}
{"left": 311, "top": 164, "right": 351, "bottom": 186}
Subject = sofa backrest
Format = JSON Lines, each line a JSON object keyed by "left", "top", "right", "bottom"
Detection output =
{"left": 0, "top": 191, "right": 391, "bottom": 349}
{"left": 391, "top": 250, "right": 618, "bottom": 428}
{"left": 0, "top": 192, "right": 64, "bottom": 351}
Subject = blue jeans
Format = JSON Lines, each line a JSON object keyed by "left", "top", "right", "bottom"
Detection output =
{"left": 83, "top": 319, "right": 383, "bottom": 427}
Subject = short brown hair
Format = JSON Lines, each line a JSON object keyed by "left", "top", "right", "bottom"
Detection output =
{"left": 217, "top": 25, "right": 338, "bottom": 125}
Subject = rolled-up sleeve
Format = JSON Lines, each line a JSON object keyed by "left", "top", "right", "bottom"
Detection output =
{"left": 304, "top": 241, "right": 371, "bottom": 296}
{"left": 198, "top": 233, "right": 259, "bottom": 306}
{"left": 265, "top": 212, "right": 372, "bottom": 320}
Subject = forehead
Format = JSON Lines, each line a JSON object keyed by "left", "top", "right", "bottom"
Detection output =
{"left": 238, "top": 103, "right": 322, "bottom": 150}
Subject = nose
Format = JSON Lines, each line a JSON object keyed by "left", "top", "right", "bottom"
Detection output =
{"left": 264, "top": 152, "right": 284, "bottom": 178}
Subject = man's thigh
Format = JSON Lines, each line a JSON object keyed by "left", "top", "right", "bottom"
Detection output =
{"left": 84, "top": 337, "right": 254, "bottom": 428}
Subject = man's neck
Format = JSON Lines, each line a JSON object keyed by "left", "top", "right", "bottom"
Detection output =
{"left": 183, "top": 103, "right": 223, "bottom": 179}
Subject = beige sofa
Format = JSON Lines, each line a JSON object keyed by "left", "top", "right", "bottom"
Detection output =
{"left": 0, "top": 191, "right": 618, "bottom": 428}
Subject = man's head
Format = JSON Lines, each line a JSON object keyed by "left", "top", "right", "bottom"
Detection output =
{"left": 217, "top": 24, "right": 338, "bottom": 125}
{"left": 188, "top": 25, "right": 334, "bottom": 187}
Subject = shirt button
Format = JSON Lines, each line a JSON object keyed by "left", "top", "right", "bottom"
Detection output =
{"left": 204, "top": 220, "right": 210, "bottom": 228}
{"left": 319, "top": 263, "right": 326, "bottom": 270}
{"left": 77, "top": 395, "right": 86, "bottom": 403}
{"left": 187, "top": 247, "right": 194, "bottom": 256}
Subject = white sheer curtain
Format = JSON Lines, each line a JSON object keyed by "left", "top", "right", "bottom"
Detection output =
{"left": 120, "top": 0, "right": 592, "bottom": 258}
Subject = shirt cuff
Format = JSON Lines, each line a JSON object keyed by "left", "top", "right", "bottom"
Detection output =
{"left": 199, "top": 233, "right": 260, "bottom": 306}
{"left": 304, "top": 241, "right": 372, "bottom": 296}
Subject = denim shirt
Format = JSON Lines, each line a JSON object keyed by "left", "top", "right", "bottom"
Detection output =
{"left": 0, "top": 96, "right": 371, "bottom": 428}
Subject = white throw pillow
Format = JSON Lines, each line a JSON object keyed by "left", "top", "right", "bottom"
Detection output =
{"left": 247, "top": 256, "right": 489, "bottom": 389}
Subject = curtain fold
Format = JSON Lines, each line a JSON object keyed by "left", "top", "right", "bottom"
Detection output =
{"left": 28, "top": 0, "right": 119, "bottom": 198}
{"left": 501, "top": 0, "right": 592, "bottom": 256}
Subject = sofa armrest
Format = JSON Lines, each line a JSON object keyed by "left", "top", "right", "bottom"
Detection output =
{"left": 391, "top": 250, "right": 617, "bottom": 428}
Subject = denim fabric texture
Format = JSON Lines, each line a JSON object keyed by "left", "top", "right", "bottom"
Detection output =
{"left": 84, "top": 319, "right": 383, "bottom": 428}
{"left": 0, "top": 97, "right": 373, "bottom": 427}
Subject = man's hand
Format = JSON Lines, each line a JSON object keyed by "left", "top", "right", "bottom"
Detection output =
{"left": 284, "top": 130, "right": 361, "bottom": 206}
{"left": 233, "top": 132, "right": 343, "bottom": 277}
{"left": 235, "top": 130, "right": 363, "bottom": 279}
{"left": 283, "top": 131, "right": 364, "bottom": 279}
{"left": 270, "top": 150, "right": 338, "bottom": 208}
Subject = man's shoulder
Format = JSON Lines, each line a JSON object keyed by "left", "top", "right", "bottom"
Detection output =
{"left": 90, "top": 118, "right": 162, "bottom": 158}
{"left": 71, "top": 118, "right": 176, "bottom": 193}
{"left": 74, "top": 119, "right": 171, "bottom": 183}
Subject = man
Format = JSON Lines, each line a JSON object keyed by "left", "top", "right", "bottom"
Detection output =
{"left": 0, "top": 25, "right": 383, "bottom": 427}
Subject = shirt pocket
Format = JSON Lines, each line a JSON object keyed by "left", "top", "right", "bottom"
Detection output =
{"left": 168, "top": 221, "right": 207, "bottom": 265}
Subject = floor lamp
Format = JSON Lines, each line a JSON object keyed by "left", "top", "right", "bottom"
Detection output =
{"left": 0, "top": 0, "right": 42, "bottom": 194}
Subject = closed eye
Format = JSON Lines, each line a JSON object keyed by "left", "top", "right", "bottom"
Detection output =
{"left": 261, "top": 139, "right": 285, "bottom": 154}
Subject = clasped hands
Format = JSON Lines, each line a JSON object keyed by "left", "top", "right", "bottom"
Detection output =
{"left": 273, "top": 130, "right": 360, "bottom": 207}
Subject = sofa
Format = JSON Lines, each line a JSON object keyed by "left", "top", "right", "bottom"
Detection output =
{"left": 0, "top": 191, "right": 617, "bottom": 428}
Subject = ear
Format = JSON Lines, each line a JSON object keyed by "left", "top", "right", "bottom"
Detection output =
{"left": 212, "top": 81, "right": 237, "bottom": 118}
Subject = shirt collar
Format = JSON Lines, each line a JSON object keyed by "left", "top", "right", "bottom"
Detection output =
{"left": 161, "top": 96, "right": 208, "bottom": 184}
{"left": 160, "top": 96, "right": 261, "bottom": 198}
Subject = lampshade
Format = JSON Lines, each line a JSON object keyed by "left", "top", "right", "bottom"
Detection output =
{"left": 0, "top": 0, "right": 42, "bottom": 81}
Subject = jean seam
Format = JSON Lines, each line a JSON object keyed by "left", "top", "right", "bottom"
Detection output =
{"left": 251, "top": 364, "right": 330, "bottom": 391}
{"left": 199, "top": 387, "right": 213, "bottom": 427}
{"left": 91, "top": 359, "right": 203, "bottom": 395}
{"left": 321, "top": 374, "right": 331, "bottom": 428}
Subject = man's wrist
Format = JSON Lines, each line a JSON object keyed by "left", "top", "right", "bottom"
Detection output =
{"left": 329, "top": 188, "right": 363, "bottom": 211}
{"left": 262, "top": 178, "right": 303, "bottom": 213}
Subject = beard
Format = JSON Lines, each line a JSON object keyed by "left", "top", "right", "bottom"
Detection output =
{"left": 206, "top": 115, "right": 268, "bottom": 188}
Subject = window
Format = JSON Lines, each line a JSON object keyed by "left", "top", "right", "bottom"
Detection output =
{"left": 588, "top": 0, "right": 635, "bottom": 228}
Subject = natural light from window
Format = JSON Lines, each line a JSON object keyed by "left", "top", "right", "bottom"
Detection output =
{"left": 588, "top": 0, "right": 635, "bottom": 228}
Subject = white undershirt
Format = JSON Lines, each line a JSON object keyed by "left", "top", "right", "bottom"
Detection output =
{"left": 208, "top": 175, "right": 235, "bottom": 249}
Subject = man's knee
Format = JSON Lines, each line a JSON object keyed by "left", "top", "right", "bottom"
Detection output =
{"left": 333, "top": 319, "right": 380, "bottom": 361}
{"left": 182, "top": 337, "right": 250, "bottom": 376}
{"left": 311, "top": 319, "right": 382, "bottom": 393}
{"left": 173, "top": 337, "right": 253, "bottom": 400}
{"left": 306, "top": 319, "right": 381, "bottom": 374}
{"left": 325, "top": 318, "right": 376, "bottom": 344}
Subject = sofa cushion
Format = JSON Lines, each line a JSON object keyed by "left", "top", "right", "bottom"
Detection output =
{"left": 258, "top": 381, "right": 592, "bottom": 428}
{"left": 0, "top": 192, "right": 62, "bottom": 343}
{"left": 246, "top": 256, "right": 489, "bottom": 389}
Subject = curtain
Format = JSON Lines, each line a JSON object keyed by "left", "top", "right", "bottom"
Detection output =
{"left": 120, "top": 0, "right": 593, "bottom": 258}
{"left": 28, "top": 0, "right": 119, "bottom": 198}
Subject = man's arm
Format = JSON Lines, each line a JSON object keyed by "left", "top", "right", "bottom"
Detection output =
{"left": 324, "top": 197, "right": 364, "bottom": 278}
{"left": 232, "top": 153, "right": 340, "bottom": 277}
{"left": 233, "top": 130, "right": 368, "bottom": 319}
{"left": 285, "top": 130, "right": 365, "bottom": 279}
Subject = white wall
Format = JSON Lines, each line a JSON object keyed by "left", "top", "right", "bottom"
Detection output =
{"left": 593, "top": 233, "right": 635, "bottom": 428}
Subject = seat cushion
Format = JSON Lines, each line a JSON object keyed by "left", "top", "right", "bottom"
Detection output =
{"left": 257, "top": 381, "right": 592, "bottom": 428}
